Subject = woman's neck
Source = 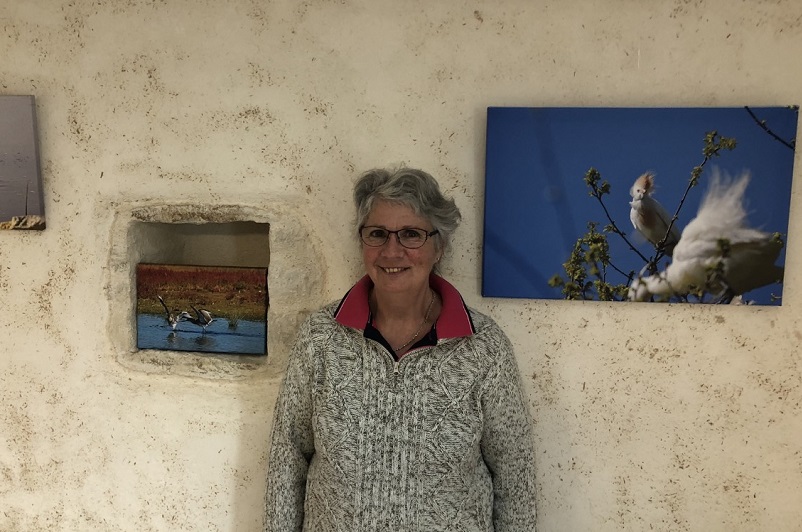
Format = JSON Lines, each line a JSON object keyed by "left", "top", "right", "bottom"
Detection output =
{"left": 370, "top": 285, "right": 434, "bottom": 324}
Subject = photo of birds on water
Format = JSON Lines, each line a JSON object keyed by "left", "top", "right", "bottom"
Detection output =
{"left": 483, "top": 106, "right": 798, "bottom": 305}
{"left": 136, "top": 263, "right": 268, "bottom": 355}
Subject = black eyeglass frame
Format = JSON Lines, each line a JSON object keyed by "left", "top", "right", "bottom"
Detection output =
{"left": 359, "top": 225, "right": 440, "bottom": 249}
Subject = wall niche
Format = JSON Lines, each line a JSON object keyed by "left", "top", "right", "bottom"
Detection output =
{"left": 132, "top": 221, "right": 270, "bottom": 268}
{"left": 107, "top": 202, "right": 325, "bottom": 379}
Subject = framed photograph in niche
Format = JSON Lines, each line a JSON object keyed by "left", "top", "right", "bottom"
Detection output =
{"left": 0, "top": 95, "right": 45, "bottom": 230}
{"left": 136, "top": 263, "right": 268, "bottom": 356}
{"left": 483, "top": 106, "right": 798, "bottom": 305}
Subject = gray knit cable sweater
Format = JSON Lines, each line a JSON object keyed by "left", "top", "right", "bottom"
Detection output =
{"left": 264, "top": 302, "right": 537, "bottom": 531}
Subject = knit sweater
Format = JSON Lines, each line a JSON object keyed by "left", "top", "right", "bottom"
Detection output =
{"left": 264, "top": 276, "right": 537, "bottom": 531}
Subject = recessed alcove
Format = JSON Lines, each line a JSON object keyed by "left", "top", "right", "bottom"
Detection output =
{"left": 132, "top": 221, "right": 270, "bottom": 268}
{"left": 107, "top": 202, "right": 326, "bottom": 379}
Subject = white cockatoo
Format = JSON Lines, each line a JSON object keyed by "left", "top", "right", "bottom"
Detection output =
{"left": 629, "top": 172, "right": 681, "bottom": 256}
{"left": 628, "top": 170, "right": 784, "bottom": 302}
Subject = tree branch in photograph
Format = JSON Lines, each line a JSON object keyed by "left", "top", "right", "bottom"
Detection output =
{"left": 548, "top": 168, "right": 643, "bottom": 301}
{"left": 548, "top": 221, "right": 629, "bottom": 301}
{"left": 584, "top": 168, "right": 651, "bottom": 265}
{"left": 744, "top": 106, "right": 797, "bottom": 151}
{"left": 654, "top": 131, "right": 737, "bottom": 266}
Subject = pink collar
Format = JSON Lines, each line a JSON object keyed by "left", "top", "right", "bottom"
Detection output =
{"left": 334, "top": 274, "right": 475, "bottom": 339}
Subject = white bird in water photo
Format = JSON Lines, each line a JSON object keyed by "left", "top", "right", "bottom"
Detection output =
{"left": 629, "top": 172, "right": 681, "bottom": 256}
{"left": 181, "top": 305, "right": 217, "bottom": 333}
{"left": 157, "top": 295, "right": 183, "bottom": 330}
{"left": 629, "top": 170, "right": 784, "bottom": 303}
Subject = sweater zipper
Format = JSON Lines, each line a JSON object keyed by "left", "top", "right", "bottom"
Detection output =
{"left": 388, "top": 356, "right": 401, "bottom": 389}
{"left": 388, "top": 345, "right": 436, "bottom": 382}
{"left": 374, "top": 338, "right": 458, "bottom": 382}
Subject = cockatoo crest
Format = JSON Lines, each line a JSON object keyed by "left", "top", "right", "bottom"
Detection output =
{"left": 629, "top": 172, "right": 655, "bottom": 201}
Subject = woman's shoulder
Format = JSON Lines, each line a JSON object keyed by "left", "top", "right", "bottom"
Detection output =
{"left": 464, "top": 306, "right": 505, "bottom": 336}
{"left": 460, "top": 305, "right": 514, "bottom": 354}
{"left": 289, "top": 301, "right": 351, "bottom": 351}
{"left": 300, "top": 300, "right": 341, "bottom": 328}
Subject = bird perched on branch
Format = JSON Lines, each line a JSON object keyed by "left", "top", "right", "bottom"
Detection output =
{"left": 628, "top": 170, "right": 784, "bottom": 303}
{"left": 157, "top": 295, "right": 183, "bottom": 330}
{"left": 629, "top": 172, "right": 681, "bottom": 256}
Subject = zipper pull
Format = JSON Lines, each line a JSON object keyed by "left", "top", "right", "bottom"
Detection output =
{"left": 393, "top": 361, "right": 400, "bottom": 376}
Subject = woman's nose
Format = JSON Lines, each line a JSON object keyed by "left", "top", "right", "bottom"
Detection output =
{"left": 380, "top": 233, "right": 406, "bottom": 254}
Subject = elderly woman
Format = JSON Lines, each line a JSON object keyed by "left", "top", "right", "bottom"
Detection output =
{"left": 264, "top": 168, "right": 537, "bottom": 531}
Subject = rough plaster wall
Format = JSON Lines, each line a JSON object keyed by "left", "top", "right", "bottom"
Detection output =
{"left": 0, "top": 0, "right": 801, "bottom": 530}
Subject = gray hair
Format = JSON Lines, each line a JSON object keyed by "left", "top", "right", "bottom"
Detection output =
{"left": 353, "top": 167, "right": 461, "bottom": 255}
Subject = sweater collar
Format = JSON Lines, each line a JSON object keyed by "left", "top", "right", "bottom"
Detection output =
{"left": 334, "top": 274, "right": 475, "bottom": 339}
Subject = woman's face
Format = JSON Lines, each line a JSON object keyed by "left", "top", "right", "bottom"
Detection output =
{"left": 362, "top": 200, "right": 441, "bottom": 298}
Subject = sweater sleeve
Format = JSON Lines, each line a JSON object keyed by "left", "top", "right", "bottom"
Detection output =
{"left": 264, "top": 317, "right": 316, "bottom": 532}
{"left": 479, "top": 329, "right": 538, "bottom": 532}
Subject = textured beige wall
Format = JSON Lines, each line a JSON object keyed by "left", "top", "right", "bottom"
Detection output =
{"left": 1, "top": 0, "right": 801, "bottom": 530}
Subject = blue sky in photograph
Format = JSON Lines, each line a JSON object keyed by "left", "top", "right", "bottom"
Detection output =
{"left": 482, "top": 106, "right": 798, "bottom": 305}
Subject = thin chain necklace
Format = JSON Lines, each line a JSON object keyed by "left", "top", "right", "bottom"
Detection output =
{"left": 393, "top": 289, "right": 436, "bottom": 353}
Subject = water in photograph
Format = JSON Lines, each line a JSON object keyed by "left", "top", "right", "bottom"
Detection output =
{"left": 136, "top": 313, "right": 266, "bottom": 355}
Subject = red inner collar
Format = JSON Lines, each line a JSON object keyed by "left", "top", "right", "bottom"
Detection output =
{"left": 334, "top": 274, "right": 474, "bottom": 339}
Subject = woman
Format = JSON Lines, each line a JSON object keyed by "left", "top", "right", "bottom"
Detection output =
{"left": 264, "top": 168, "right": 537, "bottom": 531}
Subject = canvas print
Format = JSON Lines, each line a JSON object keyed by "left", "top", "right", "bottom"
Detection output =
{"left": 136, "top": 263, "right": 268, "bottom": 355}
{"left": 0, "top": 95, "right": 45, "bottom": 230}
{"left": 483, "top": 106, "right": 798, "bottom": 305}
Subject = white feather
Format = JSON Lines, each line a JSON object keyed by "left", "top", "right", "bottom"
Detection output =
{"left": 629, "top": 170, "right": 783, "bottom": 302}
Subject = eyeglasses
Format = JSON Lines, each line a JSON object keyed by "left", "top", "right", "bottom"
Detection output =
{"left": 359, "top": 225, "right": 439, "bottom": 249}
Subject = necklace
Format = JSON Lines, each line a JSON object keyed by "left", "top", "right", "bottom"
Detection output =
{"left": 393, "top": 289, "right": 436, "bottom": 352}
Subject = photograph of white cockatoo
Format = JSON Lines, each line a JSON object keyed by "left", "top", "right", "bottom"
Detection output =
{"left": 629, "top": 172, "right": 681, "bottom": 256}
{"left": 482, "top": 105, "right": 796, "bottom": 304}
{"left": 629, "top": 170, "right": 784, "bottom": 303}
